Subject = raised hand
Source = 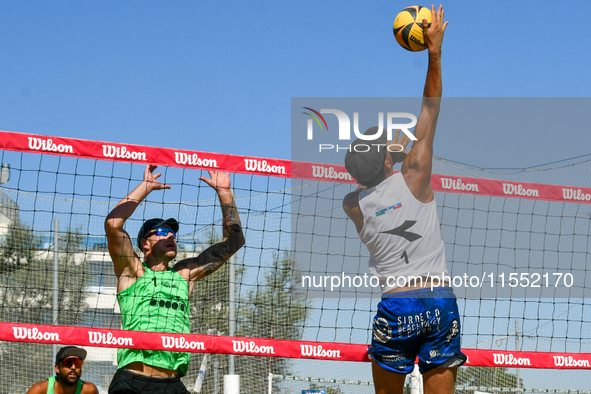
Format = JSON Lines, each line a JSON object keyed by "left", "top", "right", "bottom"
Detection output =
{"left": 389, "top": 129, "right": 413, "bottom": 164}
{"left": 423, "top": 4, "right": 448, "bottom": 54}
{"left": 144, "top": 165, "right": 171, "bottom": 192}
{"left": 199, "top": 171, "right": 232, "bottom": 192}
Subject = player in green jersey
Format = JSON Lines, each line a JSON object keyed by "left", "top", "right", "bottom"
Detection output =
{"left": 26, "top": 346, "right": 99, "bottom": 394}
{"left": 104, "top": 165, "right": 245, "bottom": 394}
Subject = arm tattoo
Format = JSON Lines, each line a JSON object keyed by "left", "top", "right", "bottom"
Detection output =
{"left": 186, "top": 201, "right": 245, "bottom": 280}
{"left": 221, "top": 203, "right": 241, "bottom": 237}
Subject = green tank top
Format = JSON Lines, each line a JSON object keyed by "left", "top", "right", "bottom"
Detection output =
{"left": 117, "top": 263, "right": 190, "bottom": 376}
{"left": 47, "top": 376, "right": 83, "bottom": 394}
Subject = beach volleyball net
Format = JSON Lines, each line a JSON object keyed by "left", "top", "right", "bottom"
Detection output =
{"left": 0, "top": 130, "right": 590, "bottom": 393}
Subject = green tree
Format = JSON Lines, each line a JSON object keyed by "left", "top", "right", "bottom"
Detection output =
{"left": 235, "top": 251, "right": 310, "bottom": 393}
{"left": 0, "top": 224, "right": 89, "bottom": 393}
{"left": 183, "top": 228, "right": 243, "bottom": 391}
{"left": 0, "top": 220, "right": 39, "bottom": 274}
{"left": 456, "top": 366, "right": 523, "bottom": 392}
{"left": 186, "top": 226, "right": 241, "bottom": 336}
{"left": 181, "top": 242, "right": 309, "bottom": 394}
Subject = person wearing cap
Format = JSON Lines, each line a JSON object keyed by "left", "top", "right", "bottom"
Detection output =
{"left": 342, "top": 5, "right": 464, "bottom": 394}
{"left": 104, "top": 165, "right": 245, "bottom": 393}
{"left": 26, "top": 346, "right": 99, "bottom": 394}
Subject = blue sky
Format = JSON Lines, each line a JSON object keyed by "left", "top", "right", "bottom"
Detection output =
{"left": 2, "top": 1, "right": 591, "bottom": 168}
{"left": 2, "top": 0, "right": 591, "bottom": 389}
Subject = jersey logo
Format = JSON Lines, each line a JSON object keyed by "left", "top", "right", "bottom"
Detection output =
{"left": 375, "top": 202, "right": 402, "bottom": 217}
{"left": 446, "top": 319, "right": 459, "bottom": 342}
{"left": 372, "top": 317, "right": 392, "bottom": 344}
{"left": 381, "top": 220, "right": 422, "bottom": 242}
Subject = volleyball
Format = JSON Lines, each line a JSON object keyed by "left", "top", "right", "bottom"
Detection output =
{"left": 393, "top": 6, "right": 432, "bottom": 52}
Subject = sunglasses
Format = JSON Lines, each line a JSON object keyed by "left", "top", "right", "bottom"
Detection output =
{"left": 61, "top": 357, "right": 83, "bottom": 368}
{"left": 146, "top": 228, "right": 176, "bottom": 238}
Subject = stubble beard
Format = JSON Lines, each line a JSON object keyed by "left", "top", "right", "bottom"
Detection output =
{"left": 57, "top": 372, "right": 79, "bottom": 386}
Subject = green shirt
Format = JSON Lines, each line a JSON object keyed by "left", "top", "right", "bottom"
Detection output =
{"left": 46, "top": 376, "right": 83, "bottom": 394}
{"left": 117, "top": 263, "right": 190, "bottom": 376}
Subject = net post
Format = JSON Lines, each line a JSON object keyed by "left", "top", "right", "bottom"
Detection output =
{"left": 515, "top": 319, "right": 521, "bottom": 389}
{"left": 52, "top": 217, "right": 59, "bottom": 373}
{"left": 227, "top": 186, "right": 236, "bottom": 375}
{"left": 214, "top": 354, "right": 219, "bottom": 394}
{"left": 229, "top": 251, "right": 236, "bottom": 375}
{"left": 223, "top": 374, "right": 240, "bottom": 394}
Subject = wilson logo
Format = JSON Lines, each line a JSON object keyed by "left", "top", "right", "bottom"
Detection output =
{"left": 311, "top": 166, "right": 353, "bottom": 181}
{"left": 441, "top": 178, "right": 479, "bottom": 192}
{"left": 503, "top": 184, "right": 539, "bottom": 197}
{"left": 13, "top": 326, "right": 60, "bottom": 342}
{"left": 28, "top": 137, "right": 73, "bottom": 154}
{"left": 231, "top": 340, "right": 275, "bottom": 354}
{"left": 174, "top": 152, "right": 218, "bottom": 168}
{"left": 161, "top": 336, "right": 205, "bottom": 350}
{"left": 102, "top": 145, "right": 146, "bottom": 161}
{"left": 553, "top": 356, "right": 590, "bottom": 368}
{"left": 88, "top": 331, "right": 134, "bottom": 346}
{"left": 300, "top": 345, "right": 341, "bottom": 358}
{"left": 244, "top": 159, "right": 286, "bottom": 175}
{"left": 492, "top": 353, "right": 531, "bottom": 366}
{"left": 563, "top": 188, "right": 591, "bottom": 201}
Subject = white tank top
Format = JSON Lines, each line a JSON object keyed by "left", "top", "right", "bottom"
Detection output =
{"left": 358, "top": 172, "right": 448, "bottom": 293}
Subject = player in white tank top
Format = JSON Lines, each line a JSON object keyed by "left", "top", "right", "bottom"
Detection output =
{"left": 358, "top": 171, "right": 448, "bottom": 293}
{"left": 342, "top": 6, "right": 463, "bottom": 394}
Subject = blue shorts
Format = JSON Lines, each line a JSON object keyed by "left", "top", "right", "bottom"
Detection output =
{"left": 368, "top": 287, "right": 466, "bottom": 374}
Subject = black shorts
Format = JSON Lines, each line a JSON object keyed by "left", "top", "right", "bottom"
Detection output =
{"left": 108, "top": 368, "right": 190, "bottom": 394}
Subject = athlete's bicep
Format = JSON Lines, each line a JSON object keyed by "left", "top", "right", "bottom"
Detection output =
{"left": 401, "top": 139, "right": 435, "bottom": 203}
{"left": 401, "top": 106, "right": 438, "bottom": 202}
{"left": 105, "top": 225, "right": 139, "bottom": 277}
{"left": 83, "top": 382, "right": 100, "bottom": 394}
{"left": 25, "top": 382, "right": 46, "bottom": 394}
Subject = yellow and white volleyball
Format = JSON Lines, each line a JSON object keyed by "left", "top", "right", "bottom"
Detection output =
{"left": 393, "top": 6, "right": 432, "bottom": 52}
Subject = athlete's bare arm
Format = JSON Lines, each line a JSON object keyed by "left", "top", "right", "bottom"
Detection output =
{"left": 25, "top": 381, "right": 98, "bottom": 394}
{"left": 343, "top": 190, "right": 364, "bottom": 233}
{"left": 104, "top": 165, "right": 170, "bottom": 291}
{"left": 25, "top": 381, "right": 47, "bottom": 394}
{"left": 174, "top": 171, "right": 245, "bottom": 295}
{"left": 82, "top": 382, "right": 99, "bottom": 394}
{"left": 389, "top": 129, "right": 413, "bottom": 165}
{"left": 401, "top": 4, "right": 448, "bottom": 204}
